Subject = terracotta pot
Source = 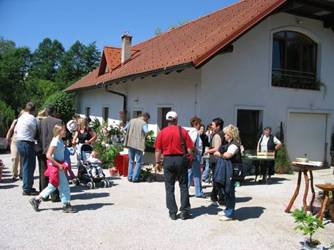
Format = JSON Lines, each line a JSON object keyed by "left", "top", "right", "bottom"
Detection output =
{"left": 109, "top": 167, "right": 118, "bottom": 176}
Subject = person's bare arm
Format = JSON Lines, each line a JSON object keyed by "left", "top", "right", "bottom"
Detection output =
{"left": 5, "top": 120, "right": 16, "bottom": 144}
{"left": 275, "top": 143, "right": 282, "bottom": 151}
{"left": 46, "top": 146, "right": 63, "bottom": 169}
{"left": 155, "top": 149, "right": 162, "bottom": 172}
{"left": 72, "top": 131, "right": 78, "bottom": 146}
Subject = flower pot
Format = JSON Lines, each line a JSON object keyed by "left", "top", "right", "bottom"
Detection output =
{"left": 300, "top": 239, "right": 324, "bottom": 250}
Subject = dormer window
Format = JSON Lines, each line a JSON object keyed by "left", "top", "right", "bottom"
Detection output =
{"left": 272, "top": 31, "right": 318, "bottom": 90}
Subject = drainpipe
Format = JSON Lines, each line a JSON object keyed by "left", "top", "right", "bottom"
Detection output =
{"left": 105, "top": 85, "right": 127, "bottom": 124}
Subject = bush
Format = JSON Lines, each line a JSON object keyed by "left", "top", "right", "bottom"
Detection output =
{"left": 275, "top": 144, "right": 292, "bottom": 174}
{"left": 43, "top": 91, "right": 75, "bottom": 123}
{"left": 0, "top": 100, "right": 15, "bottom": 136}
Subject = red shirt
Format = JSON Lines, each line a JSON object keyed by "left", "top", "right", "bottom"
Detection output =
{"left": 155, "top": 125, "right": 194, "bottom": 155}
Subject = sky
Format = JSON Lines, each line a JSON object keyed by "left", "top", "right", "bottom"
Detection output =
{"left": 0, "top": 0, "right": 238, "bottom": 52}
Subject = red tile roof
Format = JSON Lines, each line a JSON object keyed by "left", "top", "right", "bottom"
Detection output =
{"left": 66, "top": 0, "right": 286, "bottom": 91}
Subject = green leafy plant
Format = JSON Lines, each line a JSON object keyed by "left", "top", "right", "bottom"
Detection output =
{"left": 140, "top": 167, "right": 153, "bottom": 182}
{"left": 275, "top": 144, "right": 292, "bottom": 174}
{"left": 292, "top": 208, "right": 324, "bottom": 247}
{"left": 145, "top": 130, "right": 156, "bottom": 152}
{"left": 93, "top": 122, "right": 124, "bottom": 169}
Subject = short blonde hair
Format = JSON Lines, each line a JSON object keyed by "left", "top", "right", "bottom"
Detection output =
{"left": 53, "top": 124, "right": 64, "bottom": 137}
{"left": 77, "top": 118, "right": 88, "bottom": 130}
{"left": 37, "top": 108, "right": 48, "bottom": 119}
{"left": 223, "top": 124, "right": 240, "bottom": 142}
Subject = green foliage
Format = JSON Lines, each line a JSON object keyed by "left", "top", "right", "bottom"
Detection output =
{"left": 29, "top": 38, "right": 64, "bottom": 81}
{"left": 292, "top": 208, "right": 324, "bottom": 245}
{"left": 140, "top": 168, "right": 153, "bottom": 182}
{"left": 93, "top": 123, "right": 124, "bottom": 169}
{"left": 275, "top": 144, "right": 292, "bottom": 174}
{"left": 0, "top": 100, "right": 15, "bottom": 136}
{"left": 55, "top": 41, "right": 100, "bottom": 86}
{"left": 90, "top": 118, "right": 101, "bottom": 132}
{"left": 0, "top": 43, "right": 31, "bottom": 111}
{"left": 43, "top": 92, "right": 75, "bottom": 123}
{"left": 145, "top": 130, "right": 156, "bottom": 152}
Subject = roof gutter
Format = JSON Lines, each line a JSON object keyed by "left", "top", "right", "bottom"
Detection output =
{"left": 105, "top": 85, "right": 128, "bottom": 124}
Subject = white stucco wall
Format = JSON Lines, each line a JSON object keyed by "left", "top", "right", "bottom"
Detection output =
{"left": 200, "top": 12, "right": 334, "bottom": 161}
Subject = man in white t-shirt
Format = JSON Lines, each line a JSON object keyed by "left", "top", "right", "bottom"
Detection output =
{"left": 16, "top": 102, "right": 38, "bottom": 195}
{"left": 256, "top": 127, "right": 282, "bottom": 182}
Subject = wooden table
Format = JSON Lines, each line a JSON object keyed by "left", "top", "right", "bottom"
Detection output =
{"left": 285, "top": 161, "right": 326, "bottom": 213}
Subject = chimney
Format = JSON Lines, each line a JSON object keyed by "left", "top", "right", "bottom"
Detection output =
{"left": 121, "top": 33, "right": 132, "bottom": 64}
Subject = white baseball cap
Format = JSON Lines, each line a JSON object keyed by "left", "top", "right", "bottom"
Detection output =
{"left": 66, "top": 120, "right": 78, "bottom": 133}
{"left": 166, "top": 111, "right": 178, "bottom": 121}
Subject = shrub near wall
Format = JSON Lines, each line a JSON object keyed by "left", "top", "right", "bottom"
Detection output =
{"left": 275, "top": 144, "right": 292, "bottom": 174}
{"left": 43, "top": 92, "right": 75, "bottom": 122}
{"left": 0, "top": 100, "right": 15, "bottom": 136}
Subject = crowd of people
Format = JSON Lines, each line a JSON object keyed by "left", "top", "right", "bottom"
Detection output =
{"left": 2, "top": 102, "right": 282, "bottom": 221}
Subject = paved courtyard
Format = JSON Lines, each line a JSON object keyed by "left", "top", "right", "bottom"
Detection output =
{"left": 0, "top": 153, "right": 333, "bottom": 250}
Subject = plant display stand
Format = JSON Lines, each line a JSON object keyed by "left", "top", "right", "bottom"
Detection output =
{"left": 315, "top": 183, "right": 334, "bottom": 221}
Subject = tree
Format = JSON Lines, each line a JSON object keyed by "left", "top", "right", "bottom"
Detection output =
{"left": 0, "top": 100, "right": 15, "bottom": 136}
{"left": 29, "top": 38, "right": 64, "bottom": 81}
{"left": 0, "top": 37, "right": 15, "bottom": 55}
{"left": 0, "top": 43, "right": 31, "bottom": 111}
{"left": 56, "top": 41, "right": 100, "bottom": 87}
{"left": 43, "top": 92, "right": 75, "bottom": 122}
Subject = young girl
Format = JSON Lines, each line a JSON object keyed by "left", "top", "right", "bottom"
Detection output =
{"left": 29, "top": 124, "right": 77, "bottom": 213}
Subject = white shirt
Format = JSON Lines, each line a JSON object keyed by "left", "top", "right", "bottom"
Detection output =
{"left": 227, "top": 144, "right": 239, "bottom": 155}
{"left": 188, "top": 128, "right": 203, "bottom": 156}
{"left": 259, "top": 135, "right": 281, "bottom": 152}
{"left": 15, "top": 112, "right": 37, "bottom": 142}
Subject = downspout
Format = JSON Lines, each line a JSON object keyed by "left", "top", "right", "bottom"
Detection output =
{"left": 105, "top": 85, "right": 127, "bottom": 124}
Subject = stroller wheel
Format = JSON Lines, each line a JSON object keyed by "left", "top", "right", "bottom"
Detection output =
{"left": 102, "top": 180, "right": 108, "bottom": 188}
{"left": 73, "top": 178, "right": 80, "bottom": 186}
{"left": 107, "top": 180, "right": 113, "bottom": 187}
{"left": 87, "top": 182, "right": 94, "bottom": 189}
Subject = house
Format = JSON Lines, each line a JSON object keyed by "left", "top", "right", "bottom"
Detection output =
{"left": 66, "top": 0, "right": 334, "bottom": 163}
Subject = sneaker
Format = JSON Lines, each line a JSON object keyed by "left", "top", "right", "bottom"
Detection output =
{"left": 219, "top": 214, "right": 233, "bottom": 221}
{"left": 29, "top": 198, "right": 40, "bottom": 212}
{"left": 62, "top": 204, "right": 77, "bottom": 213}
{"left": 180, "top": 212, "right": 192, "bottom": 220}
{"left": 22, "top": 190, "right": 39, "bottom": 196}
{"left": 169, "top": 213, "right": 177, "bottom": 220}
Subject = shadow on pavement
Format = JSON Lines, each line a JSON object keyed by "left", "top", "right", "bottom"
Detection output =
{"left": 241, "top": 177, "right": 288, "bottom": 186}
{"left": 71, "top": 192, "right": 110, "bottom": 200}
{"left": 191, "top": 204, "right": 223, "bottom": 218}
{"left": 234, "top": 206, "right": 265, "bottom": 221}
{"left": 0, "top": 184, "right": 18, "bottom": 189}
{"left": 49, "top": 202, "right": 114, "bottom": 212}
{"left": 236, "top": 196, "right": 252, "bottom": 203}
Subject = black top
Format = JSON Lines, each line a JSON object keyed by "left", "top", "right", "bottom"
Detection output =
{"left": 200, "top": 133, "right": 209, "bottom": 155}
{"left": 77, "top": 128, "right": 92, "bottom": 144}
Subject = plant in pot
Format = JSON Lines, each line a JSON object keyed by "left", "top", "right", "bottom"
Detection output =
{"left": 139, "top": 167, "right": 153, "bottom": 182}
{"left": 292, "top": 208, "right": 325, "bottom": 249}
{"left": 93, "top": 122, "right": 124, "bottom": 175}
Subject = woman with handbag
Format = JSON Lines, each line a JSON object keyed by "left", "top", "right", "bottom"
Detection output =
{"left": 214, "top": 124, "right": 242, "bottom": 221}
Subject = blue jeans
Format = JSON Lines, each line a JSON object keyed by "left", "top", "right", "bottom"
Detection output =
{"left": 188, "top": 158, "right": 204, "bottom": 197}
{"left": 40, "top": 171, "right": 70, "bottom": 204}
{"left": 221, "top": 180, "right": 236, "bottom": 218}
{"left": 128, "top": 147, "right": 143, "bottom": 181}
{"left": 16, "top": 141, "right": 36, "bottom": 192}
{"left": 202, "top": 157, "right": 210, "bottom": 182}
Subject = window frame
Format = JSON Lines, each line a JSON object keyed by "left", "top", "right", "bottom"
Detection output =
{"left": 270, "top": 28, "right": 320, "bottom": 90}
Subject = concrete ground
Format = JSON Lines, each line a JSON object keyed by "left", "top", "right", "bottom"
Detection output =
{"left": 0, "top": 153, "right": 333, "bottom": 250}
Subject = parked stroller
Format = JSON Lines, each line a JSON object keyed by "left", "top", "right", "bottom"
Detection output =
{"left": 74, "top": 144, "right": 112, "bottom": 189}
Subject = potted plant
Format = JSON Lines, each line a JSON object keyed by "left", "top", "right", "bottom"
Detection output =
{"left": 292, "top": 208, "right": 325, "bottom": 249}
{"left": 93, "top": 122, "right": 124, "bottom": 175}
{"left": 139, "top": 167, "right": 154, "bottom": 182}
{"left": 275, "top": 144, "right": 292, "bottom": 174}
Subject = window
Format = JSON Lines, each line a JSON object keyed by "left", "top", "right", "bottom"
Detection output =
{"left": 102, "top": 107, "right": 109, "bottom": 123}
{"left": 85, "top": 107, "right": 90, "bottom": 117}
{"left": 272, "top": 31, "right": 318, "bottom": 90}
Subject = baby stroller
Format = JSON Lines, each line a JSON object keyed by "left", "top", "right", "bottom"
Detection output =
{"left": 74, "top": 144, "right": 111, "bottom": 189}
